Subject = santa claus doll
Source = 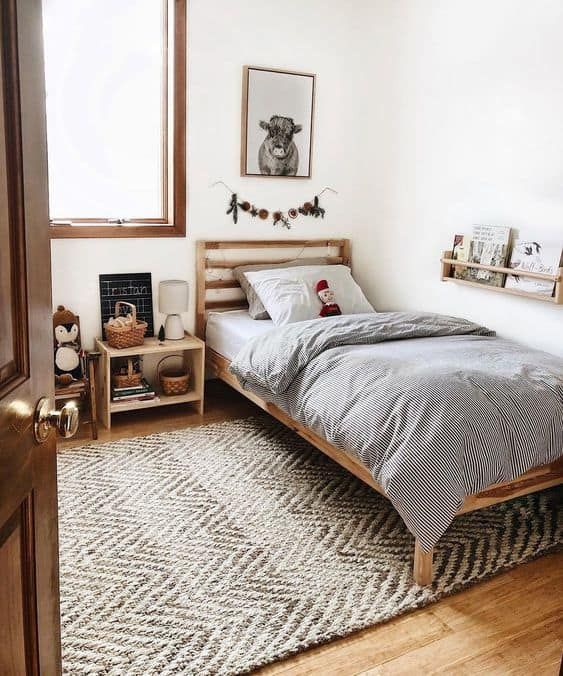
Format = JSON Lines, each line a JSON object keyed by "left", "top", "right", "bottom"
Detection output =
{"left": 316, "top": 279, "right": 342, "bottom": 317}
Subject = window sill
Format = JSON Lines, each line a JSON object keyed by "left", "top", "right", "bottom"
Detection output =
{"left": 49, "top": 222, "right": 186, "bottom": 239}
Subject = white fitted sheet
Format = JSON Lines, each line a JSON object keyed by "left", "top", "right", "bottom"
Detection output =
{"left": 206, "top": 310, "right": 275, "bottom": 361}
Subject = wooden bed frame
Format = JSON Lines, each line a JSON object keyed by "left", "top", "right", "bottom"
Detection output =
{"left": 195, "top": 239, "right": 563, "bottom": 585}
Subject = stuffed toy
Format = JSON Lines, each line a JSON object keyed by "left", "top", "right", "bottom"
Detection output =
{"left": 316, "top": 279, "right": 342, "bottom": 317}
{"left": 53, "top": 305, "right": 83, "bottom": 387}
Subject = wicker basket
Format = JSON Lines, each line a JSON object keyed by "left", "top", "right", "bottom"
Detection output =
{"left": 157, "top": 355, "right": 190, "bottom": 396}
{"left": 104, "top": 301, "right": 147, "bottom": 349}
{"left": 112, "top": 358, "right": 143, "bottom": 389}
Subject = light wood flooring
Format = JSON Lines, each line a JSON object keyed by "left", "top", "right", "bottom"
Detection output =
{"left": 60, "top": 380, "right": 563, "bottom": 675}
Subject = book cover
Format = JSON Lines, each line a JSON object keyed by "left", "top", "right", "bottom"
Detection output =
{"left": 111, "top": 390, "right": 156, "bottom": 401}
{"left": 112, "top": 395, "right": 160, "bottom": 406}
{"left": 451, "top": 234, "right": 470, "bottom": 280}
{"left": 505, "top": 240, "right": 562, "bottom": 296}
{"left": 113, "top": 377, "right": 152, "bottom": 393}
{"left": 468, "top": 225, "right": 511, "bottom": 287}
{"left": 112, "top": 378, "right": 154, "bottom": 401}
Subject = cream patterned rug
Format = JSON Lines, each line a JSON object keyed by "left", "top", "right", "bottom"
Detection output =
{"left": 57, "top": 416, "right": 562, "bottom": 675}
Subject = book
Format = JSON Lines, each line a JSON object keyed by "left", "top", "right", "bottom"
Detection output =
{"left": 467, "top": 225, "right": 511, "bottom": 287}
{"left": 112, "top": 377, "right": 152, "bottom": 394}
{"left": 111, "top": 378, "right": 154, "bottom": 401}
{"left": 451, "top": 234, "right": 470, "bottom": 280}
{"left": 55, "top": 390, "right": 83, "bottom": 400}
{"left": 113, "top": 384, "right": 145, "bottom": 393}
{"left": 112, "top": 390, "right": 156, "bottom": 402}
{"left": 112, "top": 395, "right": 160, "bottom": 406}
{"left": 55, "top": 380, "right": 84, "bottom": 394}
{"left": 505, "top": 240, "right": 562, "bottom": 296}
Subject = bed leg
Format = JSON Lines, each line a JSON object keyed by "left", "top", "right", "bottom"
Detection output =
{"left": 413, "top": 540, "right": 433, "bottom": 586}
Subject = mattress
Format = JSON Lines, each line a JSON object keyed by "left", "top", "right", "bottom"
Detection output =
{"left": 206, "top": 310, "right": 275, "bottom": 361}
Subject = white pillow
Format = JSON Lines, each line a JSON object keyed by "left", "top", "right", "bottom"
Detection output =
{"left": 244, "top": 265, "right": 375, "bottom": 326}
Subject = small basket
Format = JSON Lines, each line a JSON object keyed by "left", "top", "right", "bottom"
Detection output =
{"left": 104, "top": 301, "right": 147, "bottom": 349}
{"left": 112, "top": 358, "right": 143, "bottom": 389}
{"left": 157, "top": 355, "right": 191, "bottom": 396}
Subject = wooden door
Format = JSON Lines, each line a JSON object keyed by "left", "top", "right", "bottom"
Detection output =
{"left": 0, "top": 0, "right": 61, "bottom": 674}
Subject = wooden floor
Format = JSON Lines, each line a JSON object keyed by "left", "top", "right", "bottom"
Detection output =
{"left": 60, "top": 380, "right": 563, "bottom": 675}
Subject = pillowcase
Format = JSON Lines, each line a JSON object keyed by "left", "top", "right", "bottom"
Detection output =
{"left": 233, "top": 257, "right": 329, "bottom": 319}
{"left": 244, "top": 264, "right": 375, "bottom": 326}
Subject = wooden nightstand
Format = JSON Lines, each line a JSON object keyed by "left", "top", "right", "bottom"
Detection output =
{"left": 95, "top": 333, "right": 205, "bottom": 429}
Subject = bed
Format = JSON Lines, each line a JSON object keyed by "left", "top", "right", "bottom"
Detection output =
{"left": 206, "top": 309, "right": 275, "bottom": 360}
{"left": 196, "top": 239, "right": 563, "bottom": 585}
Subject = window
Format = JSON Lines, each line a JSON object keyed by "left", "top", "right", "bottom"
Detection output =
{"left": 43, "top": 0, "right": 186, "bottom": 238}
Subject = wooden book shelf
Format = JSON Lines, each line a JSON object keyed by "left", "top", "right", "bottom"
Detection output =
{"left": 441, "top": 250, "right": 563, "bottom": 305}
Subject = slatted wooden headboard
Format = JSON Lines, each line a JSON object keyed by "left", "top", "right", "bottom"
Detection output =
{"left": 195, "top": 239, "right": 351, "bottom": 339}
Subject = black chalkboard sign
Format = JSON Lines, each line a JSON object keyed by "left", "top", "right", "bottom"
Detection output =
{"left": 99, "top": 272, "right": 154, "bottom": 339}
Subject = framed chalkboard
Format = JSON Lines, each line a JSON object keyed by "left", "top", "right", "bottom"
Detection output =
{"left": 99, "top": 272, "right": 154, "bottom": 339}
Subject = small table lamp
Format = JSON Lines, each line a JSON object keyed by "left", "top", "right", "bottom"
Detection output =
{"left": 159, "top": 280, "right": 189, "bottom": 340}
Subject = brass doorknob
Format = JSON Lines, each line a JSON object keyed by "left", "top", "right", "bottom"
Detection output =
{"left": 34, "top": 397, "right": 80, "bottom": 443}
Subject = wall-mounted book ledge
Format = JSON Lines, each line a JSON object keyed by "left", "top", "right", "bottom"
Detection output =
{"left": 441, "top": 250, "right": 563, "bottom": 305}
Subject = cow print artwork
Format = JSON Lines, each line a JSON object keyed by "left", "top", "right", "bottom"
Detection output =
{"left": 258, "top": 116, "right": 302, "bottom": 176}
{"left": 242, "top": 66, "right": 315, "bottom": 178}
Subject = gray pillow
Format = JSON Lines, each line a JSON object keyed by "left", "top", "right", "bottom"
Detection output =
{"left": 233, "top": 258, "right": 329, "bottom": 319}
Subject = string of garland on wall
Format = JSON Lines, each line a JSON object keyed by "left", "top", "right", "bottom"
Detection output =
{"left": 212, "top": 182, "right": 337, "bottom": 229}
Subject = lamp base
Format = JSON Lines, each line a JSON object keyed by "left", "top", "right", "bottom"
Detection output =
{"left": 164, "top": 314, "right": 185, "bottom": 340}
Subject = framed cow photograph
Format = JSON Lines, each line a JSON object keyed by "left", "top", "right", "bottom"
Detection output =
{"left": 241, "top": 66, "right": 315, "bottom": 178}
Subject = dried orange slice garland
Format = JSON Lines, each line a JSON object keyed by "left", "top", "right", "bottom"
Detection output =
{"left": 226, "top": 193, "right": 326, "bottom": 229}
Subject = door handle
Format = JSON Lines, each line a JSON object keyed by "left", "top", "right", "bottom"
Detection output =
{"left": 34, "top": 397, "right": 80, "bottom": 443}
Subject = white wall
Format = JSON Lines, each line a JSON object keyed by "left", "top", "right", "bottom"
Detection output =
{"left": 355, "top": 0, "right": 563, "bottom": 356}
{"left": 51, "top": 0, "right": 563, "bottom": 357}
{"left": 50, "top": 0, "right": 376, "bottom": 348}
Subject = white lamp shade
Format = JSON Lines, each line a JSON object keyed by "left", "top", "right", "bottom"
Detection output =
{"left": 159, "top": 280, "right": 189, "bottom": 314}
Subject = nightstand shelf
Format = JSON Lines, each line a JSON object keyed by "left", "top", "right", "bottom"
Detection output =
{"left": 95, "top": 334, "right": 205, "bottom": 428}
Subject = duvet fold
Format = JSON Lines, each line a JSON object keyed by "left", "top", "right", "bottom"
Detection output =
{"left": 231, "top": 312, "right": 495, "bottom": 394}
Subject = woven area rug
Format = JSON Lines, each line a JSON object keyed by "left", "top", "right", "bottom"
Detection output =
{"left": 57, "top": 416, "right": 562, "bottom": 675}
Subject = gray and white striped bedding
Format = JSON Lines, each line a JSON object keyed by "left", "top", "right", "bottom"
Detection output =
{"left": 229, "top": 312, "right": 563, "bottom": 551}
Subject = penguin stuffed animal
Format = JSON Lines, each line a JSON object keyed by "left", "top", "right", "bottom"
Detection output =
{"left": 53, "top": 305, "right": 83, "bottom": 387}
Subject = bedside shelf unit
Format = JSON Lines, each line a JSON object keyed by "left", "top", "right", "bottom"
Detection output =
{"left": 441, "top": 250, "right": 563, "bottom": 305}
{"left": 95, "top": 333, "right": 205, "bottom": 429}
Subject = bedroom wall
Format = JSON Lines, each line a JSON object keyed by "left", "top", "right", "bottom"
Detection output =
{"left": 355, "top": 0, "right": 563, "bottom": 357}
{"left": 50, "top": 0, "right": 377, "bottom": 348}
{"left": 51, "top": 0, "right": 563, "bottom": 357}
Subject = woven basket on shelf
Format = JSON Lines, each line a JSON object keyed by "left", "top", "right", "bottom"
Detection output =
{"left": 157, "top": 355, "right": 191, "bottom": 396}
{"left": 104, "top": 301, "right": 147, "bottom": 349}
{"left": 112, "top": 358, "right": 143, "bottom": 389}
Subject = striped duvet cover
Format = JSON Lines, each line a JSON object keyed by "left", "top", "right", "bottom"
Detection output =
{"left": 229, "top": 312, "right": 563, "bottom": 550}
